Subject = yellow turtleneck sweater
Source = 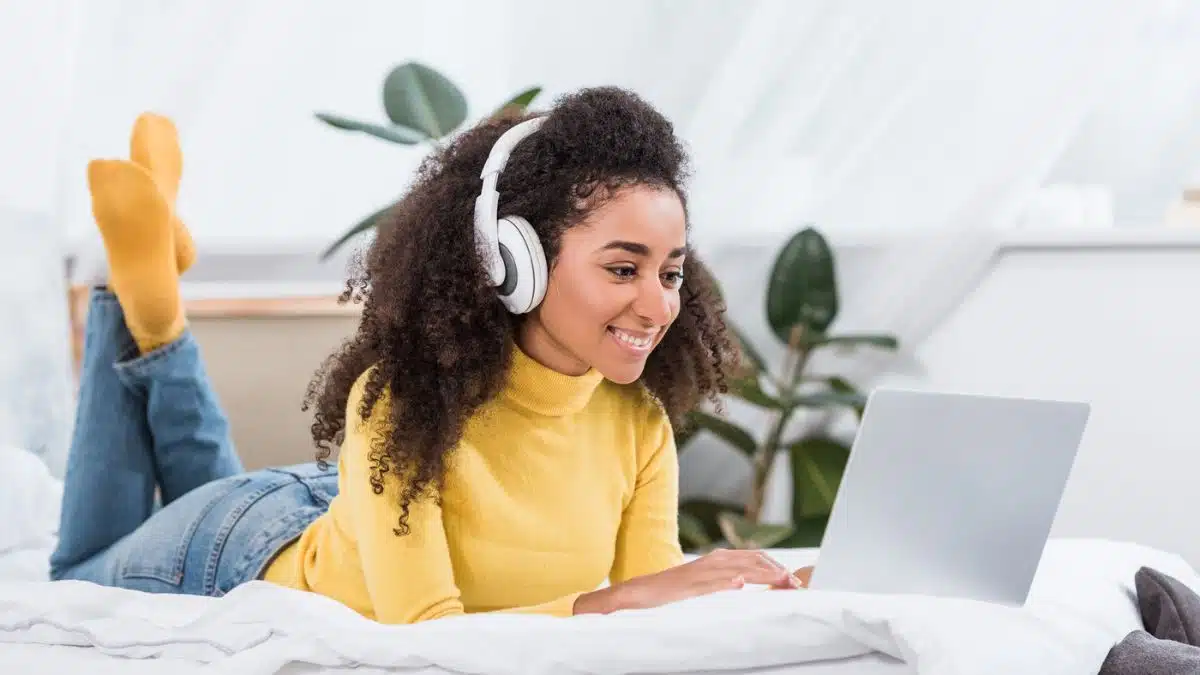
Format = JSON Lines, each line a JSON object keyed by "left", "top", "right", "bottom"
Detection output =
{"left": 262, "top": 346, "right": 683, "bottom": 624}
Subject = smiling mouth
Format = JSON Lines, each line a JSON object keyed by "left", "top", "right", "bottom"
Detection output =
{"left": 607, "top": 326, "right": 658, "bottom": 353}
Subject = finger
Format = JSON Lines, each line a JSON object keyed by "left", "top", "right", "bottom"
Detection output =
{"left": 756, "top": 551, "right": 789, "bottom": 572}
{"left": 728, "top": 561, "right": 799, "bottom": 587}
{"left": 754, "top": 551, "right": 801, "bottom": 589}
{"left": 718, "top": 550, "right": 798, "bottom": 588}
{"left": 703, "top": 548, "right": 773, "bottom": 569}
{"left": 700, "top": 550, "right": 798, "bottom": 587}
{"left": 741, "top": 552, "right": 792, "bottom": 588}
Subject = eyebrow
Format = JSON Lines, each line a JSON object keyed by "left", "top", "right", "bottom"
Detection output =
{"left": 600, "top": 240, "right": 687, "bottom": 259}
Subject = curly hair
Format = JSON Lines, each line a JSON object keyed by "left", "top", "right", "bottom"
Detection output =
{"left": 304, "top": 86, "right": 739, "bottom": 535}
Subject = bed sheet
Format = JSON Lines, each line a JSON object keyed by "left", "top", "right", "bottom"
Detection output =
{"left": 0, "top": 643, "right": 908, "bottom": 675}
{"left": 5, "top": 539, "right": 1198, "bottom": 675}
{"left": 0, "top": 643, "right": 206, "bottom": 674}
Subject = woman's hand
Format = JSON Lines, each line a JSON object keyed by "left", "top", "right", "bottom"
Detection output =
{"left": 574, "top": 548, "right": 804, "bottom": 615}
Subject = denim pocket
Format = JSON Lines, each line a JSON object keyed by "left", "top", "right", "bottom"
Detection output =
{"left": 120, "top": 474, "right": 254, "bottom": 586}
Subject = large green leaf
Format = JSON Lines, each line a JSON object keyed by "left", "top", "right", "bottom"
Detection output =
{"left": 728, "top": 374, "right": 784, "bottom": 410}
{"left": 825, "top": 376, "right": 866, "bottom": 418}
{"left": 822, "top": 376, "right": 859, "bottom": 393}
{"left": 314, "top": 112, "right": 428, "bottom": 145}
{"left": 765, "top": 227, "right": 839, "bottom": 345}
{"left": 680, "top": 498, "right": 744, "bottom": 545}
{"left": 779, "top": 516, "right": 829, "bottom": 548}
{"left": 789, "top": 437, "right": 850, "bottom": 520}
{"left": 804, "top": 332, "right": 899, "bottom": 351}
{"left": 320, "top": 201, "right": 396, "bottom": 261}
{"left": 689, "top": 410, "right": 757, "bottom": 457}
{"left": 716, "top": 511, "right": 794, "bottom": 550}
{"left": 382, "top": 62, "right": 468, "bottom": 139}
{"left": 491, "top": 86, "right": 543, "bottom": 119}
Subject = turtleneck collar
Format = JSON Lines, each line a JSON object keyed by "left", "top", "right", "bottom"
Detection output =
{"left": 502, "top": 342, "right": 605, "bottom": 417}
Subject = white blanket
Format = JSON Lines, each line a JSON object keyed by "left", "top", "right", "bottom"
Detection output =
{"left": 3, "top": 539, "right": 1198, "bottom": 675}
{"left": 0, "top": 446, "right": 60, "bottom": 582}
{"left": 3, "top": 447, "right": 1197, "bottom": 675}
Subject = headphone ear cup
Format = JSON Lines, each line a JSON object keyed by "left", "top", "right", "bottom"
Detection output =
{"left": 495, "top": 216, "right": 547, "bottom": 314}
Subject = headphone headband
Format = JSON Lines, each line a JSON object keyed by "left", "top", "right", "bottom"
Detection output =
{"left": 480, "top": 117, "right": 545, "bottom": 181}
{"left": 474, "top": 117, "right": 546, "bottom": 288}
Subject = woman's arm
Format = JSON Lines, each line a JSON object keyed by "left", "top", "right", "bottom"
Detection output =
{"left": 341, "top": 384, "right": 583, "bottom": 624}
{"left": 608, "top": 406, "right": 685, "bottom": 584}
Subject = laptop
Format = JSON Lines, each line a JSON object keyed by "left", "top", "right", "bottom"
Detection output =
{"left": 806, "top": 387, "right": 1090, "bottom": 606}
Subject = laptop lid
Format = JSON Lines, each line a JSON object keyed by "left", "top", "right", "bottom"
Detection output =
{"left": 806, "top": 387, "right": 1090, "bottom": 606}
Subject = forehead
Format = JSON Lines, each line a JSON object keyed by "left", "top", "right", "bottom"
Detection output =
{"left": 568, "top": 185, "right": 687, "bottom": 250}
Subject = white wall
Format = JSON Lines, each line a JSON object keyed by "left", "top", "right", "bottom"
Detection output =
{"left": 690, "top": 228, "right": 1200, "bottom": 566}
{"left": 897, "top": 230, "right": 1200, "bottom": 565}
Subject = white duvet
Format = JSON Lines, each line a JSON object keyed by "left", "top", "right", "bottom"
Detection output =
{"left": 2, "top": 447, "right": 1196, "bottom": 675}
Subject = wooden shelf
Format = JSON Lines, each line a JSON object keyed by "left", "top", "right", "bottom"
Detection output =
{"left": 66, "top": 285, "right": 360, "bottom": 380}
{"left": 182, "top": 295, "right": 362, "bottom": 318}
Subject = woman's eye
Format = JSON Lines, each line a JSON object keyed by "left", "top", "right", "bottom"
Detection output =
{"left": 662, "top": 271, "right": 684, "bottom": 288}
{"left": 608, "top": 266, "right": 637, "bottom": 279}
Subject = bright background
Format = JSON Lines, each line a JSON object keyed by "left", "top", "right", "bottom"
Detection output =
{"left": 4, "top": 0, "right": 1200, "bottom": 562}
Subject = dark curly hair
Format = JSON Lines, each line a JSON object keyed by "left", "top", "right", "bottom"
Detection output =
{"left": 304, "top": 86, "right": 739, "bottom": 535}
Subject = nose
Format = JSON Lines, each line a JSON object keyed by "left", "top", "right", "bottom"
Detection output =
{"left": 631, "top": 278, "right": 674, "bottom": 327}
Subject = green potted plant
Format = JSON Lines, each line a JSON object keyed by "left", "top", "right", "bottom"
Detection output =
{"left": 315, "top": 61, "right": 542, "bottom": 260}
{"left": 677, "top": 226, "right": 899, "bottom": 551}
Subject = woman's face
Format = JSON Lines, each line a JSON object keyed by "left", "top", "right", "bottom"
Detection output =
{"left": 518, "top": 185, "right": 687, "bottom": 384}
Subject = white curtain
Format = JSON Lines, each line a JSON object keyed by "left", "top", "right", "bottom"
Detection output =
{"left": 497, "top": 0, "right": 1170, "bottom": 371}
{"left": 1042, "top": 1, "right": 1200, "bottom": 227}
{"left": 0, "top": 0, "right": 84, "bottom": 476}
{"left": 56, "top": 0, "right": 1178, "bottom": 245}
{"left": 17, "top": 0, "right": 1193, "bottom": 482}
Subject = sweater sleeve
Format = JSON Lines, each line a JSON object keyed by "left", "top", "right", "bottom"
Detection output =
{"left": 340, "top": 378, "right": 584, "bottom": 624}
{"left": 609, "top": 404, "right": 685, "bottom": 584}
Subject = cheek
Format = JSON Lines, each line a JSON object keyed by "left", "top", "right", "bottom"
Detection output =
{"left": 542, "top": 269, "right": 624, "bottom": 332}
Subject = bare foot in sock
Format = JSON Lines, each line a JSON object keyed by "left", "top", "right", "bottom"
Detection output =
{"left": 130, "top": 112, "right": 195, "bottom": 275}
{"left": 88, "top": 159, "right": 185, "bottom": 353}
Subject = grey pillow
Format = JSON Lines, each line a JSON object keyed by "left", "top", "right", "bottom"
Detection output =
{"left": 1100, "top": 630, "right": 1200, "bottom": 674}
{"left": 1136, "top": 566, "right": 1200, "bottom": 646}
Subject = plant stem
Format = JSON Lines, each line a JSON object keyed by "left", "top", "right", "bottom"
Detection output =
{"left": 745, "top": 325, "right": 812, "bottom": 524}
{"left": 747, "top": 408, "right": 792, "bottom": 524}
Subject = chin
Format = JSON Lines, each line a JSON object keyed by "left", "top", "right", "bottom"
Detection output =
{"left": 595, "top": 357, "right": 652, "bottom": 384}
{"left": 594, "top": 360, "right": 648, "bottom": 385}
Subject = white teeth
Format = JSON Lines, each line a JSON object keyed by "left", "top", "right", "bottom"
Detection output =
{"left": 611, "top": 328, "right": 654, "bottom": 349}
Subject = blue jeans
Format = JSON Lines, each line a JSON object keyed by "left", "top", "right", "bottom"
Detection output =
{"left": 49, "top": 289, "right": 336, "bottom": 596}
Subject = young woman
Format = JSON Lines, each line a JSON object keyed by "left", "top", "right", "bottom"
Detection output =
{"left": 50, "top": 87, "right": 806, "bottom": 625}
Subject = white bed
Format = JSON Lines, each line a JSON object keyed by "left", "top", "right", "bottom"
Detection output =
{"left": 0, "top": 644, "right": 906, "bottom": 675}
{"left": 2, "top": 447, "right": 1194, "bottom": 675}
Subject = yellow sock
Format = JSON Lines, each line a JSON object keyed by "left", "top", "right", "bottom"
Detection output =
{"left": 88, "top": 159, "right": 185, "bottom": 353}
{"left": 129, "top": 112, "right": 196, "bottom": 274}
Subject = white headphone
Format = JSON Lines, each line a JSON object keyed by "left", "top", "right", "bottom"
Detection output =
{"left": 473, "top": 117, "right": 549, "bottom": 314}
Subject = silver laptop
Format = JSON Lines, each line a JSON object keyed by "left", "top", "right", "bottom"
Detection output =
{"left": 807, "top": 387, "right": 1090, "bottom": 606}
